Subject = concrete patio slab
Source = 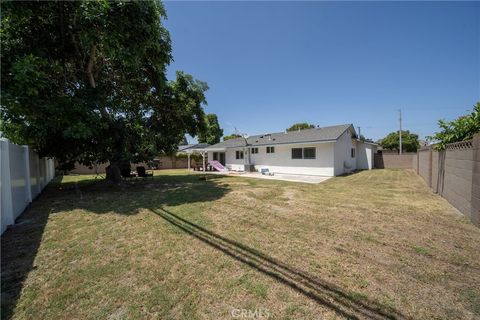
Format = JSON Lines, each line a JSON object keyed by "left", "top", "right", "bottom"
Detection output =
{"left": 200, "top": 170, "right": 331, "bottom": 184}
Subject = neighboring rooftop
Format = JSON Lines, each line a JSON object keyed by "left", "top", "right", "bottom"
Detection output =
{"left": 178, "top": 143, "right": 211, "bottom": 152}
{"left": 207, "top": 124, "right": 355, "bottom": 149}
{"left": 178, "top": 144, "right": 196, "bottom": 152}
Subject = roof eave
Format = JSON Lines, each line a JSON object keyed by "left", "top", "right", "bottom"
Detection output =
{"left": 219, "top": 139, "right": 337, "bottom": 149}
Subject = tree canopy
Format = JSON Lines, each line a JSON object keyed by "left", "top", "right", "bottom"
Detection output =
{"left": 0, "top": 0, "right": 208, "bottom": 181}
{"left": 428, "top": 102, "right": 480, "bottom": 150}
{"left": 286, "top": 123, "right": 315, "bottom": 132}
{"left": 380, "top": 130, "right": 420, "bottom": 152}
{"left": 198, "top": 113, "right": 223, "bottom": 145}
{"left": 223, "top": 134, "right": 242, "bottom": 141}
{"left": 359, "top": 134, "right": 374, "bottom": 143}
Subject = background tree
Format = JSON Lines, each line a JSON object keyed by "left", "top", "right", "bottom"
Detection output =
{"left": 380, "top": 130, "right": 420, "bottom": 152}
{"left": 223, "top": 134, "right": 242, "bottom": 141}
{"left": 198, "top": 113, "right": 223, "bottom": 145}
{"left": 359, "top": 134, "right": 374, "bottom": 143}
{"left": 0, "top": 1, "right": 207, "bottom": 183}
{"left": 428, "top": 102, "right": 480, "bottom": 150}
{"left": 286, "top": 123, "right": 315, "bottom": 132}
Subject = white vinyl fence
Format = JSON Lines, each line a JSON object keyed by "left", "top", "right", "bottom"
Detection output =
{"left": 1, "top": 138, "right": 55, "bottom": 234}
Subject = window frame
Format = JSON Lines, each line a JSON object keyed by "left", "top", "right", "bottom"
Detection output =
{"left": 303, "top": 147, "right": 316, "bottom": 159}
{"left": 266, "top": 146, "right": 275, "bottom": 154}
{"left": 236, "top": 150, "right": 244, "bottom": 159}
{"left": 291, "top": 148, "right": 303, "bottom": 159}
{"left": 351, "top": 148, "right": 356, "bottom": 158}
{"left": 291, "top": 147, "right": 316, "bottom": 159}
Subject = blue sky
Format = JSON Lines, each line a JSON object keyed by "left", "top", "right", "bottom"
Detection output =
{"left": 164, "top": 1, "right": 479, "bottom": 142}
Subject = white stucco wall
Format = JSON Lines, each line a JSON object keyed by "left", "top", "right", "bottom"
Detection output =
{"left": 334, "top": 130, "right": 357, "bottom": 175}
{"left": 215, "top": 142, "right": 335, "bottom": 176}
{"left": 356, "top": 141, "right": 376, "bottom": 170}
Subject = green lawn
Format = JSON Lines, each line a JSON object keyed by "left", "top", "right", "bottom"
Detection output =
{"left": 2, "top": 169, "right": 480, "bottom": 319}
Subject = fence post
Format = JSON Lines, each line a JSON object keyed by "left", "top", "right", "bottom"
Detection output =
{"left": 471, "top": 134, "right": 480, "bottom": 227}
{"left": 23, "top": 145, "right": 32, "bottom": 203}
{"left": 1, "top": 138, "right": 14, "bottom": 231}
{"left": 417, "top": 150, "right": 420, "bottom": 173}
{"left": 428, "top": 146, "right": 433, "bottom": 189}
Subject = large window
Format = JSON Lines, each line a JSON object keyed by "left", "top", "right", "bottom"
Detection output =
{"left": 303, "top": 147, "right": 316, "bottom": 159}
{"left": 351, "top": 148, "right": 356, "bottom": 158}
{"left": 266, "top": 146, "right": 275, "bottom": 153}
{"left": 251, "top": 147, "right": 258, "bottom": 154}
{"left": 292, "top": 147, "right": 316, "bottom": 159}
{"left": 292, "top": 148, "right": 303, "bottom": 159}
{"left": 236, "top": 150, "right": 244, "bottom": 159}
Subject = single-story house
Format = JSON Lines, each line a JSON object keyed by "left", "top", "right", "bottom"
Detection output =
{"left": 205, "top": 124, "right": 377, "bottom": 176}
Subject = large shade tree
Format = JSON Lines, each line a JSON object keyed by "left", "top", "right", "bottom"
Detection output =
{"left": 198, "top": 113, "right": 223, "bottom": 145}
{"left": 286, "top": 123, "right": 315, "bottom": 132}
{"left": 1, "top": 0, "right": 207, "bottom": 183}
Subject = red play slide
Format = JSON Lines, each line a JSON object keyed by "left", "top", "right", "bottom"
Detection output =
{"left": 209, "top": 160, "right": 227, "bottom": 172}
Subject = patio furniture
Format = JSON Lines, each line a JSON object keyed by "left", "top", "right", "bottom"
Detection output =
{"left": 260, "top": 168, "right": 274, "bottom": 176}
{"left": 121, "top": 168, "right": 137, "bottom": 179}
{"left": 136, "top": 166, "right": 154, "bottom": 179}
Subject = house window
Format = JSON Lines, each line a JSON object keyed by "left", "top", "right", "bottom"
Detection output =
{"left": 303, "top": 147, "right": 316, "bottom": 159}
{"left": 292, "top": 147, "right": 316, "bottom": 159}
{"left": 213, "top": 152, "right": 218, "bottom": 161}
{"left": 292, "top": 148, "right": 303, "bottom": 159}
{"left": 351, "top": 148, "right": 356, "bottom": 158}
{"left": 236, "top": 150, "right": 244, "bottom": 159}
{"left": 267, "top": 146, "right": 275, "bottom": 153}
{"left": 251, "top": 147, "right": 258, "bottom": 154}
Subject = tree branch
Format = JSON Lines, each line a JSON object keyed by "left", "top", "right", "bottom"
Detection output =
{"left": 86, "top": 44, "right": 97, "bottom": 88}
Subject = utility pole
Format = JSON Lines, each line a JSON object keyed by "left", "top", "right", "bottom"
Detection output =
{"left": 399, "top": 109, "right": 402, "bottom": 155}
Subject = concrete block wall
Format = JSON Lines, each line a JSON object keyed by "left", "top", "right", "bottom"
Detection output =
{"left": 431, "top": 150, "right": 439, "bottom": 193}
{"left": 417, "top": 148, "right": 432, "bottom": 187}
{"left": 421, "top": 135, "right": 479, "bottom": 227}
{"left": 472, "top": 136, "right": 480, "bottom": 226}
{"left": 69, "top": 156, "right": 191, "bottom": 174}
{"left": 374, "top": 153, "right": 416, "bottom": 169}
{"left": 442, "top": 146, "right": 474, "bottom": 220}
{"left": 375, "top": 134, "right": 479, "bottom": 227}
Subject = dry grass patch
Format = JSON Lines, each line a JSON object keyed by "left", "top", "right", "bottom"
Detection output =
{"left": 1, "top": 169, "right": 479, "bottom": 319}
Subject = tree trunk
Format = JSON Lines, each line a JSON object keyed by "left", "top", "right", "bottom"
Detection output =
{"left": 105, "top": 161, "right": 124, "bottom": 185}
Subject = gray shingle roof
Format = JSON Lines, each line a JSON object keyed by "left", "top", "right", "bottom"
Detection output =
{"left": 206, "top": 124, "right": 354, "bottom": 149}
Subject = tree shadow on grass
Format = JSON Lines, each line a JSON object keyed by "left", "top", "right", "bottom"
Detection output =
{"left": 0, "top": 173, "right": 231, "bottom": 319}
{"left": 151, "top": 207, "right": 409, "bottom": 320}
{"left": 48, "top": 173, "right": 232, "bottom": 215}
{"left": 1, "top": 172, "right": 409, "bottom": 319}
{"left": 1, "top": 187, "right": 54, "bottom": 320}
